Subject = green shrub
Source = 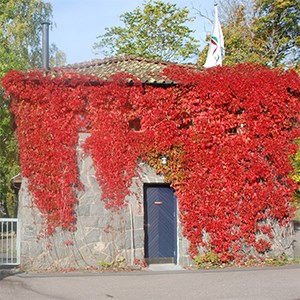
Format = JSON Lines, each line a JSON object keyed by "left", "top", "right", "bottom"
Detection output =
{"left": 194, "top": 251, "right": 222, "bottom": 268}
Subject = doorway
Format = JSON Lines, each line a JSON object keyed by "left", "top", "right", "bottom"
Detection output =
{"left": 144, "top": 184, "right": 177, "bottom": 264}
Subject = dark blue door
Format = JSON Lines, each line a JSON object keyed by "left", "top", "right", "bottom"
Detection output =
{"left": 144, "top": 185, "right": 177, "bottom": 264}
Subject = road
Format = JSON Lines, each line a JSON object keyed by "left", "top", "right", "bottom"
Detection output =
{"left": 1, "top": 265, "right": 300, "bottom": 300}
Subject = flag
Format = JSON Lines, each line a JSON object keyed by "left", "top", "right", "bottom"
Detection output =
{"left": 204, "top": 4, "right": 225, "bottom": 68}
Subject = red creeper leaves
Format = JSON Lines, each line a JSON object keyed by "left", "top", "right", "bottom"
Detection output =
{"left": 2, "top": 64, "right": 300, "bottom": 261}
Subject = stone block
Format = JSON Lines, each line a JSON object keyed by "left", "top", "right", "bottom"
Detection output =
{"left": 178, "top": 255, "right": 192, "bottom": 267}
{"left": 50, "top": 244, "right": 72, "bottom": 259}
{"left": 98, "top": 214, "right": 118, "bottom": 228}
{"left": 133, "top": 229, "right": 145, "bottom": 249}
{"left": 78, "top": 192, "right": 100, "bottom": 205}
{"left": 133, "top": 248, "right": 145, "bottom": 261}
{"left": 178, "top": 236, "right": 190, "bottom": 256}
{"left": 84, "top": 228, "right": 101, "bottom": 244}
{"left": 134, "top": 215, "right": 144, "bottom": 230}
{"left": 77, "top": 204, "right": 90, "bottom": 216}
{"left": 85, "top": 175, "right": 99, "bottom": 190}
{"left": 23, "top": 226, "right": 36, "bottom": 239}
{"left": 293, "top": 221, "right": 300, "bottom": 257}
{"left": 93, "top": 241, "right": 106, "bottom": 254}
{"left": 80, "top": 155, "right": 94, "bottom": 171}
{"left": 76, "top": 216, "right": 99, "bottom": 228}
{"left": 76, "top": 243, "right": 97, "bottom": 259}
{"left": 124, "top": 231, "right": 132, "bottom": 250}
{"left": 20, "top": 241, "right": 30, "bottom": 258}
{"left": 89, "top": 203, "right": 106, "bottom": 217}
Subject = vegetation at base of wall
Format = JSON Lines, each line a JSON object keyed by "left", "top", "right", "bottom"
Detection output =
{"left": 98, "top": 256, "right": 127, "bottom": 271}
{"left": 194, "top": 254, "right": 300, "bottom": 269}
{"left": 2, "top": 64, "right": 300, "bottom": 263}
{"left": 96, "top": 257, "right": 147, "bottom": 272}
{"left": 194, "top": 251, "right": 222, "bottom": 269}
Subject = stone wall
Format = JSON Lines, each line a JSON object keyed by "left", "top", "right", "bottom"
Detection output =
{"left": 293, "top": 221, "right": 300, "bottom": 257}
{"left": 18, "top": 133, "right": 191, "bottom": 270}
{"left": 16, "top": 132, "right": 300, "bottom": 270}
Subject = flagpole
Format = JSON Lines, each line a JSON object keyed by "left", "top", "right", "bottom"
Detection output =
{"left": 203, "top": 2, "right": 225, "bottom": 68}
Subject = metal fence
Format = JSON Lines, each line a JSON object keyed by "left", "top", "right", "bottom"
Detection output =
{"left": 0, "top": 218, "right": 20, "bottom": 266}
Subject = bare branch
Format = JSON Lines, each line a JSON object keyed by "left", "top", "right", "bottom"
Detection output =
{"left": 191, "top": 2, "right": 213, "bottom": 24}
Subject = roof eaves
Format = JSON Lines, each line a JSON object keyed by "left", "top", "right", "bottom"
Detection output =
{"left": 65, "top": 55, "right": 179, "bottom": 85}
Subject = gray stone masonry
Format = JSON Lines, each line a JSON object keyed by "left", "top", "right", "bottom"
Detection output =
{"left": 19, "top": 132, "right": 298, "bottom": 270}
{"left": 293, "top": 221, "right": 300, "bottom": 257}
{"left": 18, "top": 133, "right": 191, "bottom": 270}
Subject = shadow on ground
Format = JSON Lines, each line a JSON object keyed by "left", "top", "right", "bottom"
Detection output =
{"left": 0, "top": 265, "right": 20, "bottom": 281}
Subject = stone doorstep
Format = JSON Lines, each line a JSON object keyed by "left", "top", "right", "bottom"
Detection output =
{"left": 147, "top": 264, "right": 185, "bottom": 272}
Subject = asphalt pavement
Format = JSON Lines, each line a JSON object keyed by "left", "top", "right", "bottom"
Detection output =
{"left": 1, "top": 265, "right": 300, "bottom": 300}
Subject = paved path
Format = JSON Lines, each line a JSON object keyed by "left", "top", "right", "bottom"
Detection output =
{"left": 1, "top": 265, "right": 300, "bottom": 300}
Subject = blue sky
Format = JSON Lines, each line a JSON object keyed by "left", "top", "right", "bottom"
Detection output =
{"left": 48, "top": 0, "right": 215, "bottom": 64}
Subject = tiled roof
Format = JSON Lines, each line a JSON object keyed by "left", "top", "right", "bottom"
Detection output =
{"left": 66, "top": 55, "right": 195, "bottom": 85}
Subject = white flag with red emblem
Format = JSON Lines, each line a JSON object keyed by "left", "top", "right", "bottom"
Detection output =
{"left": 204, "top": 4, "right": 225, "bottom": 68}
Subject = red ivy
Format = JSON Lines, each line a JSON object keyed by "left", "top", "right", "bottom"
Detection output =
{"left": 2, "top": 64, "right": 300, "bottom": 261}
{"left": 2, "top": 71, "right": 88, "bottom": 234}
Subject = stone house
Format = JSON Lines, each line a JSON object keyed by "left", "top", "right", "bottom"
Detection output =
{"left": 15, "top": 56, "right": 192, "bottom": 270}
{"left": 9, "top": 56, "right": 300, "bottom": 271}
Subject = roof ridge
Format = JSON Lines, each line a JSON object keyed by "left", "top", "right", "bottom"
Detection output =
{"left": 62, "top": 55, "right": 199, "bottom": 85}
{"left": 65, "top": 55, "right": 179, "bottom": 70}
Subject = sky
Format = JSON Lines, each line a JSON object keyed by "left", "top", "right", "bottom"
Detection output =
{"left": 48, "top": 0, "right": 216, "bottom": 65}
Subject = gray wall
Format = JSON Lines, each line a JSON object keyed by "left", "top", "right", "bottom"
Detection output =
{"left": 18, "top": 133, "right": 298, "bottom": 271}
{"left": 293, "top": 221, "right": 300, "bottom": 257}
{"left": 18, "top": 133, "right": 191, "bottom": 271}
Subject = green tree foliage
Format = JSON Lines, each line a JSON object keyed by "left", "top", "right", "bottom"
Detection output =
{"left": 0, "top": 0, "right": 55, "bottom": 217}
{"left": 0, "top": 0, "right": 53, "bottom": 76}
{"left": 292, "top": 139, "right": 300, "bottom": 205}
{"left": 197, "top": 1, "right": 250, "bottom": 66}
{"left": 253, "top": 0, "right": 300, "bottom": 67}
{"left": 197, "top": 0, "right": 300, "bottom": 68}
{"left": 197, "top": 0, "right": 257, "bottom": 66}
{"left": 50, "top": 44, "right": 67, "bottom": 68}
{"left": 0, "top": 98, "right": 19, "bottom": 217}
{"left": 219, "top": 0, "right": 262, "bottom": 65}
{"left": 93, "top": 0, "right": 200, "bottom": 62}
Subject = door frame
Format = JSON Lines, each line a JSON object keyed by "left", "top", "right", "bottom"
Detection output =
{"left": 143, "top": 183, "right": 178, "bottom": 264}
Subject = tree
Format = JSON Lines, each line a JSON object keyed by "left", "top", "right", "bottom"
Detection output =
{"left": 50, "top": 44, "right": 67, "bottom": 68}
{"left": 0, "top": 98, "right": 19, "bottom": 217}
{"left": 93, "top": 0, "right": 200, "bottom": 62}
{"left": 292, "top": 138, "right": 300, "bottom": 213}
{"left": 197, "top": 0, "right": 300, "bottom": 67}
{"left": 253, "top": 0, "right": 300, "bottom": 67}
{"left": 219, "top": 1, "right": 262, "bottom": 65}
{"left": 0, "top": 0, "right": 56, "bottom": 217}
{"left": 197, "top": 1, "right": 257, "bottom": 66}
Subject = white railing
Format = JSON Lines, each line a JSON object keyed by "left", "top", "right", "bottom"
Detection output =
{"left": 0, "top": 218, "right": 20, "bottom": 266}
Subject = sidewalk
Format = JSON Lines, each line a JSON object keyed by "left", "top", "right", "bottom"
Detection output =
{"left": 1, "top": 265, "right": 300, "bottom": 300}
